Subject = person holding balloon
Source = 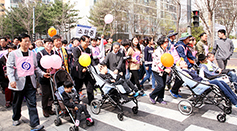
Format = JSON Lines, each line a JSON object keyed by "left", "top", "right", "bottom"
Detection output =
{"left": 149, "top": 35, "right": 172, "bottom": 104}
{"left": 36, "top": 38, "right": 56, "bottom": 117}
{"left": 7, "top": 33, "right": 50, "bottom": 130}
{"left": 52, "top": 35, "right": 70, "bottom": 73}
{"left": 71, "top": 35, "right": 95, "bottom": 105}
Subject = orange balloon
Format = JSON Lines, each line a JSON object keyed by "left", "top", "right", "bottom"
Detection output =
{"left": 161, "top": 53, "right": 174, "bottom": 67}
{"left": 48, "top": 27, "right": 57, "bottom": 37}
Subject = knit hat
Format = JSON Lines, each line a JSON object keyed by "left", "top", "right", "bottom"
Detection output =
{"left": 179, "top": 32, "right": 192, "bottom": 41}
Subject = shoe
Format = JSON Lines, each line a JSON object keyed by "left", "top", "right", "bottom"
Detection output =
{"left": 86, "top": 117, "right": 93, "bottom": 123}
{"left": 134, "top": 92, "right": 139, "bottom": 97}
{"left": 177, "top": 94, "right": 182, "bottom": 98}
{"left": 79, "top": 91, "right": 85, "bottom": 98}
{"left": 149, "top": 95, "right": 156, "bottom": 104}
{"left": 13, "top": 120, "right": 21, "bottom": 126}
{"left": 5, "top": 101, "right": 11, "bottom": 108}
{"left": 48, "top": 109, "right": 55, "bottom": 115}
{"left": 43, "top": 110, "right": 49, "bottom": 117}
{"left": 31, "top": 124, "right": 44, "bottom": 131}
{"left": 235, "top": 89, "right": 237, "bottom": 94}
{"left": 75, "top": 120, "right": 80, "bottom": 127}
{"left": 159, "top": 101, "right": 167, "bottom": 105}
{"left": 170, "top": 90, "right": 178, "bottom": 98}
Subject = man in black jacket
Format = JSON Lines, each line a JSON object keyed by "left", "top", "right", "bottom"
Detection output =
{"left": 71, "top": 35, "right": 95, "bottom": 104}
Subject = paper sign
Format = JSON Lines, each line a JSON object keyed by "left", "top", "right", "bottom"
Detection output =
{"left": 75, "top": 24, "right": 97, "bottom": 38}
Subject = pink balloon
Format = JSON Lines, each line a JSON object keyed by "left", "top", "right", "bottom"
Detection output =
{"left": 40, "top": 55, "right": 53, "bottom": 69}
{"left": 51, "top": 54, "right": 62, "bottom": 69}
{"left": 104, "top": 14, "right": 113, "bottom": 24}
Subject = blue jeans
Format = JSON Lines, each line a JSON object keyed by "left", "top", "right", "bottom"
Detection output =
{"left": 209, "top": 80, "right": 237, "bottom": 105}
{"left": 227, "top": 71, "right": 237, "bottom": 90}
{"left": 125, "top": 69, "right": 130, "bottom": 80}
{"left": 140, "top": 66, "right": 152, "bottom": 85}
{"left": 12, "top": 83, "right": 40, "bottom": 127}
{"left": 150, "top": 71, "right": 166, "bottom": 102}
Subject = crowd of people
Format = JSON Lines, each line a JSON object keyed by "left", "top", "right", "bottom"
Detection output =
{"left": 0, "top": 28, "right": 237, "bottom": 130}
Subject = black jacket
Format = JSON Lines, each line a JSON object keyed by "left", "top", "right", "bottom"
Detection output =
{"left": 61, "top": 90, "right": 80, "bottom": 108}
{"left": 36, "top": 49, "right": 55, "bottom": 84}
{"left": 71, "top": 45, "right": 94, "bottom": 79}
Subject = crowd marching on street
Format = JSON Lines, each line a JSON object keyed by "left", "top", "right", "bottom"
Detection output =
{"left": 0, "top": 28, "right": 237, "bottom": 131}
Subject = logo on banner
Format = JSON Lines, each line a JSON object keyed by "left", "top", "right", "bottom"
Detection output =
{"left": 21, "top": 62, "right": 31, "bottom": 70}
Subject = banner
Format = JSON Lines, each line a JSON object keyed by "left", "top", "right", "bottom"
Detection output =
{"left": 75, "top": 24, "right": 97, "bottom": 38}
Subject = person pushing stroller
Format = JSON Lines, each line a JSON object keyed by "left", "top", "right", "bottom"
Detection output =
{"left": 62, "top": 81, "right": 94, "bottom": 127}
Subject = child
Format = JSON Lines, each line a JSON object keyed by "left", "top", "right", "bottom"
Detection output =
{"left": 62, "top": 81, "right": 93, "bottom": 127}
{"left": 179, "top": 59, "right": 237, "bottom": 107}
{"left": 98, "top": 64, "right": 142, "bottom": 96}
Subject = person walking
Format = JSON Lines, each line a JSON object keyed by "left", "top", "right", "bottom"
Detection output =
{"left": 212, "top": 29, "right": 234, "bottom": 69}
{"left": 7, "top": 33, "right": 50, "bottom": 130}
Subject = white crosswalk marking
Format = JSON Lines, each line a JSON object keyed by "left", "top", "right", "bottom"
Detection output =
{"left": 21, "top": 106, "right": 86, "bottom": 131}
{"left": 88, "top": 108, "right": 169, "bottom": 131}
{"left": 184, "top": 125, "right": 213, "bottom": 131}
{"left": 201, "top": 110, "right": 237, "bottom": 126}
{"left": 123, "top": 101, "right": 189, "bottom": 122}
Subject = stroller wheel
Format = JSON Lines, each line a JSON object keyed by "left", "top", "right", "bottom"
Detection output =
{"left": 90, "top": 100, "right": 101, "bottom": 115}
{"left": 224, "top": 107, "right": 232, "bottom": 115}
{"left": 117, "top": 113, "right": 124, "bottom": 121}
{"left": 132, "top": 106, "right": 138, "bottom": 114}
{"left": 217, "top": 114, "right": 226, "bottom": 123}
{"left": 54, "top": 118, "right": 62, "bottom": 126}
{"left": 86, "top": 120, "right": 94, "bottom": 126}
{"left": 178, "top": 100, "right": 193, "bottom": 115}
{"left": 69, "top": 126, "right": 78, "bottom": 131}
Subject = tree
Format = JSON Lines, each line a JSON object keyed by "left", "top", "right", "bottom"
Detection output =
{"left": 215, "top": 0, "right": 237, "bottom": 37}
{"left": 44, "top": 0, "right": 80, "bottom": 40}
{"left": 191, "top": 24, "right": 204, "bottom": 42}
{"left": 195, "top": 0, "right": 219, "bottom": 47}
{"left": 89, "top": 0, "right": 129, "bottom": 37}
{"left": 4, "top": 1, "right": 44, "bottom": 37}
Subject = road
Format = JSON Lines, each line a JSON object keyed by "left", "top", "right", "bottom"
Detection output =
{"left": 0, "top": 58, "right": 237, "bottom": 131}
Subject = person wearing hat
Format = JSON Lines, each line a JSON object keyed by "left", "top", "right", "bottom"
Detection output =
{"left": 0, "top": 44, "right": 17, "bottom": 108}
{"left": 170, "top": 32, "right": 196, "bottom": 98}
{"left": 167, "top": 30, "right": 178, "bottom": 51}
{"left": 212, "top": 29, "right": 234, "bottom": 69}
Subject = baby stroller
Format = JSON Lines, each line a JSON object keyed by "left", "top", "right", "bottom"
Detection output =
{"left": 88, "top": 65, "right": 139, "bottom": 121}
{"left": 172, "top": 66, "right": 232, "bottom": 122}
{"left": 51, "top": 70, "right": 94, "bottom": 131}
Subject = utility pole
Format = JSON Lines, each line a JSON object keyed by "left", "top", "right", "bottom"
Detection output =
{"left": 33, "top": 6, "right": 35, "bottom": 42}
{"left": 187, "top": 0, "right": 191, "bottom": 35}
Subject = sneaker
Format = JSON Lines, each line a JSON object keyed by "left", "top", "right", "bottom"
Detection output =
{"left": 75, "top": 120, "right": 80, "bottom": 127}
{"left": 159, "top": 101, "right": 167, "bottom": 105}
{"left": 86, "top": 117, "right": 93, "bottom": 123}
{"left": 5, "top": 101, "right": 11, "bottom": 108}
{"left": 177, "top": 94, "right": 182, "bottom": 98}
{"left": 31, "top": 124, "right": 44, "bottom": 131}
{"left": 169, "top": 90, "right": 178, "bottom": 98}
{"left": 134, "top": 92, "right": 139, "bottom": 97}
{"left": 13, "top": 120, "right": 21, "bottom": 126}
{"left": 149, "top": 95, "right": 156, "bottom": 104}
